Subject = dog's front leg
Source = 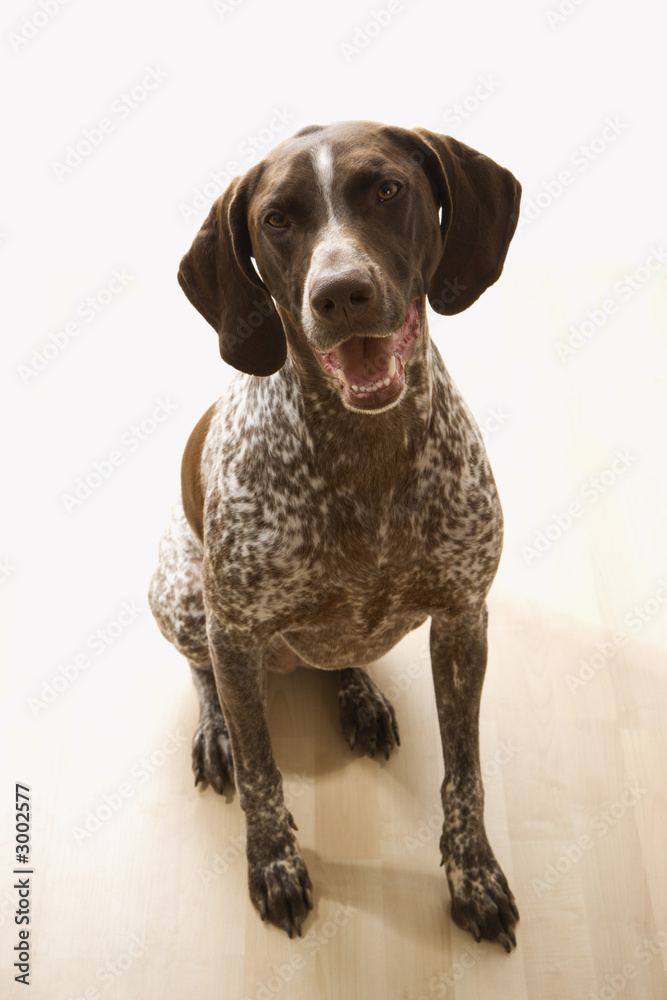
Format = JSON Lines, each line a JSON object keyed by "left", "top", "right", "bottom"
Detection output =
{"left": 206, "top": 614, "right": 313, "bottom": 937}
{"left": 430, "top": 605, "right": 519, "bottom": 951}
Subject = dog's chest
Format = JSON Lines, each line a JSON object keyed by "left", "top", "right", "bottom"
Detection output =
{"left": 202, "top": 382, "right": 502, "bottom": 651}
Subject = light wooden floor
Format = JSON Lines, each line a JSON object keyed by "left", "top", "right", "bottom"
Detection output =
{"left": 3, "top": 267, "right": 666, "bottom": 999}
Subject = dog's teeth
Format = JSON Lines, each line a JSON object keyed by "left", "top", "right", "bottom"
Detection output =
{"left": 351, "top": 385, "right": 359, "bottom": 392}
{"left": 336, "top": 368, "right": 351, "bottom": 386}
{"left": 387, "top": 355, "right": 396, "bottom": 379}
{"left": 383, "top": 377, "right": 391, "bottom": 387}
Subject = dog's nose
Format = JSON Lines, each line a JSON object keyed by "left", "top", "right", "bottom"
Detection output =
{"left": 309, "top": 267, "right": 377, "bottom": 323}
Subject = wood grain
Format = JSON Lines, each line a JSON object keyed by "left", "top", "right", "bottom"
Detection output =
{"left": 4, "top": 267, "right": 666, "bottom": 999}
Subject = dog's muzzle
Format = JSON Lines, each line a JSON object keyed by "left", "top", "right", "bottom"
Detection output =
{"left": 311, "top": 301, "right": 420, "bottom": 412}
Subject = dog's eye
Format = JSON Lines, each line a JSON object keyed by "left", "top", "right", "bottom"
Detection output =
{"left": 266, "top": 211, "right": 289, "bottom": 228}
{"left": 377, "top": 180, "right": 401, "bottom": 202}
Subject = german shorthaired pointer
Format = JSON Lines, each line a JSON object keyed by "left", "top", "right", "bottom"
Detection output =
{"left": 149, "top": 121, "right": 522, "bottom": 950}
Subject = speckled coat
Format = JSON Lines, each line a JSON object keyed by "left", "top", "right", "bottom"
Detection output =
{"left": 149, "top": 121, "right": 521, "bottom": 949}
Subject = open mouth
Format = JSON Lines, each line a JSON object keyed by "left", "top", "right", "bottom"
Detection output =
{"left": 312, "top": 301, "right": 420, "bottom": 411}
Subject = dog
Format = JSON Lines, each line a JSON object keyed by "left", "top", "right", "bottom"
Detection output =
{"left": 148, "top": 120, "right": 522, "bottom": 950}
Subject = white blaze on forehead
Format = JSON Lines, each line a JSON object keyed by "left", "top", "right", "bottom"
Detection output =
{"left": 302, "top": 141, "right": 369, "bottom": 331}
{"left": 312, "top": 143, "right": 335, "bottom": 219}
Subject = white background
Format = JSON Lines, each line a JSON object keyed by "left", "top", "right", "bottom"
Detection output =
{"left": 1, "top": 0, "right": 665, "bottom": 959}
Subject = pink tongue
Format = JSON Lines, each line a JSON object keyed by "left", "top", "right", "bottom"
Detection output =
{"left": 336, "top": 335, "right": 391, "bottom": 383}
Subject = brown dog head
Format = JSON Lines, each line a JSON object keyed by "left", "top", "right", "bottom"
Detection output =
{"left": 177, "top": 122, "right": 521, "bottom": 398}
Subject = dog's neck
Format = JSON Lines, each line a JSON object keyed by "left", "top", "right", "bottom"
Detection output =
{"left": 269, "top": 309, "right": 461, "bottom": 493}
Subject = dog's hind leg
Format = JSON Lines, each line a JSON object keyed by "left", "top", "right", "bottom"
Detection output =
{"left": 338, "top": 667, "right": 400, "bottom": 760}
{"left": 148, "top": 502, "right": 208, "bottom": 662}
{"left": 189, "top": 662, "right": 235, "bottom": 792}
{"left": 148, "top": 502, "right": 234, "bottom": 792}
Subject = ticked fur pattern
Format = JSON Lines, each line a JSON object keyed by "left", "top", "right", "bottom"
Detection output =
{"left": 149, "top": 121, "right": 520, "bottom": 949}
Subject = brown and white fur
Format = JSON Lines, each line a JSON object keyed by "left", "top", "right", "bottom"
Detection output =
{"left": 148, "top": 121, "right": 522, "bottom": 949}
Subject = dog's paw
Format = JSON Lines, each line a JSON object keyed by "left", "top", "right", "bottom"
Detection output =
{"left": 192, "top": 712, "right": 235, "bottom": 794}
{"left": 443, "top": 852, "right": 519, "bottom": 953}
{"left": 247, "top": 839, "right": 313, "bottom": 938}
{"left": 338, "top": 668, "right": 400, "bottom": 760}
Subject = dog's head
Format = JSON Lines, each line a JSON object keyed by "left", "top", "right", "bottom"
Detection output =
{"left": 178, "top": 121, "right": 521, "bottom": 413}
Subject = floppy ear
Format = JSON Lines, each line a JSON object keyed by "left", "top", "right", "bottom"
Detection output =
{"left": 177, "top": 174, "right": 287, "bottom": 376}
{"left": 412, "top": 129, "right": 522, "bottom": 315}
